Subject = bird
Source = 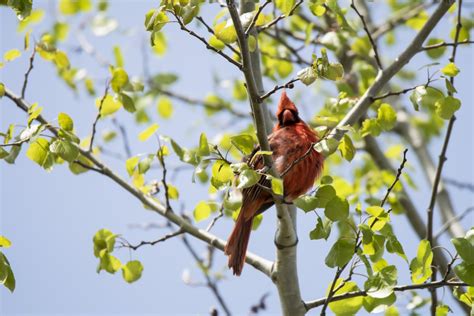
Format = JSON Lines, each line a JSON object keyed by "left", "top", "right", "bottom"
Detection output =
{"left": 224, "top": 90, "right": 324, "bottom": 275}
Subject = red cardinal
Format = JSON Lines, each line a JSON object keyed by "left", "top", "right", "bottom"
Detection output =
{"left": 224, "top": 91, "right": 324, "bottom": 275}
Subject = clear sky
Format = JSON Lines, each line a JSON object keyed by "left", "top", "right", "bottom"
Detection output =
{"left": 1, "top": 1, "right": 473, "bottom": 315}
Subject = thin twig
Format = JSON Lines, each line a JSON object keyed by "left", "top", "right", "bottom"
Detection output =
{"left": 380, "top": 149, "right": 408, "bottom": 206}
{"left": 259, "top": 78, "right": 299, "bottom": 101}
{"left": 258, "top": 0, "right": 304, "bottom": 32}
{"left": 421, "top": 40, "right": 474, "bottom": 51}
{"left": 351, "top": 0, "right": 383, "bottom": 69}
{"left": 117, "top": 229, "right": 184, "bottom": 250}
{"left": 443, "top": 178, "right": 474, "bottom": 192}
{"left": 154, "top": 86, "right": 249, "bottom": 118}
{"left": 320, "top": 267, "right": 344, "bottom": 316}
{"left": 182, "top": 235, "right": 232, "bottom": 316}
{"left": 245, "top": 0, "right": 272, "bottom": 36}
{"left": 263, "top": 31, "right": 312, "bottom": 66}
{"left": 89, "top": 82, "right": 110, "bottom": 152}
{"left": 195, "top": 16, "right": 241, "bottom": 56}
{"left": 112, "top": 118, "right": 132, "bottom": 157}
{"left": 434, "top": 207, "right": 473, "bottom": 239}
{"left": 304, "top": 280, "right": 467, "bottom": 311}
{"left": 169, "top": 10, "right": 242, "bottom": 69}
{"left": 427, "top": 2, "right": 463, "bottom": 313}
{"left": 21, "top": 47, "right": 36, "bottom": 99}
{"left": 157, "top": 143, "right": 172, "bottom": 212}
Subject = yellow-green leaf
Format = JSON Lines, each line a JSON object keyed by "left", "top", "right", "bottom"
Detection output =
{"left": 194, "top": 201, "right": 211, "bottom": 222}
{"left": 138, "top": 123, "right": 159, "bottom": 141}
{"left": 121, "top": 260, "right": 143, "bottom": 283}
{"left": 4, "top": 49, "right": 21, "bottom": 62}
{"left": 157, "top": 97, "right": 173, "bottom": 119}
{"left": 97, "top": 94, "right": 122, "bottom": 116}
{"left": 441, "top": 62, "right": 460, "bottom": 77}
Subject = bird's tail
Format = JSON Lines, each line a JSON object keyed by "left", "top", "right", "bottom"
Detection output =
{"left": 224, "top": 210, "right": 253, "bottom": 276}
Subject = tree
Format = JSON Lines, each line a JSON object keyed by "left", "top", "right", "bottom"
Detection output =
{"left": 0, "top": 0, "right": 473, "bottom": 315}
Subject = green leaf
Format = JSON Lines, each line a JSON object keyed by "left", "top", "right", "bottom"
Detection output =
{"left": 328, "top": 279, "right": 364, "bottom": 315}
{"left": 26, "top": 138, "right": 54, "bottom": 170}
{"left": 193, "top": 201, "right": 211, "bottom": 222}
{"left": 270, "top": 177, "right": 284, "bottom": 195}
{"left": 315, "top": 185, "right": 336, "bottom": 208}
{"left": 54, "top": 51, "right": 70, "bottom": 69}
{"left": 435, "top": 96, "right": 461, "bottom": 120}
{"left": 452, "top": 237, "right": 474, "bottom": 264}
{"left": 58, "top": 112, "right": 73, "bottom": 131}
{"left": 454, "top": 262, "right": 474, "bottom": 285}
{"left": 145, "top": 9, "right": 169, "bottom": 32}
{"left": 325, "top": 195, "right": 349, "bottom": 222}
{"left": 441, "top": 62, "right": 460, "bottom": 77}
{"left": 4, "top": 0, "right": 32, "bottom": 20}
{"left": 323, "top": 63, "right": 344, "bottom": 81}
{"left": 445, "top": 78, "right": 457, "bottom": 94}
{"left": 377, "top": 103, "right": 397, "bottom": 131}
{"left": 215, "top": 21, "right": 237, "bottom": 44}
{"left": 111, "top": 67, "right": 129, "bottom": 93}
{"left": 0, "top": 252, "right": 16, "bottom": 293}
{"left": 230, "top": 134, "right": 255, "bottom": 155}
{"left": 99, "top": 253, "right": 121, "bottom": 274}
{"left": 309, "top": 4, "right": 326, "bottom": 16}
{"left": 138, "top": 155, "right": 153, "bottom": 174}
{"left": 297, "top": 67, "right": 317, "bottom": 85}
{"left": 49, "top": 139, "right": 79, "bottom": 162}
{"left": 0, "top": 82, "right": 4, "bottom": 98}
{"left": 121, "top": 260, "right": 143, "bottom": 283}
{"left": 211, "top": 160, "right": 233, "bottom": 188}
{"left": 0, "top": 236, "right": 12, "bottom": 248}
{"left": 59, "top": 0, "right": 92, "bottom": 15}
{"left": 361, "top": 118, "right": 381, "bottom": 137}
{"left": 198, "top": 133, "right": 210, "bottom": 156}
{"left": 237, "top": 168, "right": 260, "bottom": 189}
{"left": 309, "top": 217, "right": 332, "bottom": 240}
{"left": 119, "top": 92, "right": 135, "bottom": 113}
{"left": 425, "top": 38, "right": 446, "bottom": 59}
{"left": 410, "top": 239, "right": 433, "bottom": 284}
{"left": 27, "top": 103, "right": 43, "bottom": 127}
{"left": 209, "top": 35, "right": 225, "bottom": 51}
{"left": 275, "top": 0, "right": 295, "bottom": 15}
{"left": 93, "top": 229, "right": 116, "bottom": 257}
{"left": 167, "top": 184, "right": 179, "bottom": 200}
{"left": 125, "top": 156, "right": 139, "bottom": 176}
{"left": 325, "top": 238, "right": 355, "bottom": 268}
{"left": 338, "top": 134, "right": 355, "bottom": 162}
{"left": 435, "top": 304, "right": 450, "bottom": 316}
{"left": 386, "top": 233, "right": 408, "bottom": 262}
{"left": 294, "top": 195, "right": 319, "bottom": 212}
{"left": 97, "top": 94, "right": 122, "bottom": 116}
{"left": 363, "top": 293, "right": 396, "bottom": 313}
{"left": 157, "top": 97, "right": 173, "bottom": 119}
{"left": 3, "top": 49, "right": 21, "bottom": 62}
{"left": 365, "top": 265, "right": 397, "bottom": 298}
{"left": 113, "top": 45, "right": 124, "bottom": 67}
{"left": 138, "top": 123, "right": 159, "bottom": 141}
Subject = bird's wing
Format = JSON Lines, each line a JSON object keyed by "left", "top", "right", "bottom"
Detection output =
{"left": 240, "top": 135, "right": 276, "bottom": 221}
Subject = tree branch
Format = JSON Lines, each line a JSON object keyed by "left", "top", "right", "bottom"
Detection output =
{"left": 350, "top": 0, "right": 383, "bottom": 69}
{"left": 3, "top": 86, "right": 273, "bottom": 278}
{"left": 169, "top": 11, "right": 242, "bottom": 70}
{"left": 227, "top": 0, "right": 304, "bottom": 314}
{"left": 323, "top": 0, "right": 455, "bottom": 152}
{"left": 304, "top": 280, "right": 467, "bottom": 311}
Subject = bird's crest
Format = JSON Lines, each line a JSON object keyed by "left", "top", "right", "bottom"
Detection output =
{"left": 276, "top": 90, "right": 298, "bottom": 117}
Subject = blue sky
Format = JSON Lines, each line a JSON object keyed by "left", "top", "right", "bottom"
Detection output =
{"left": 1, "top": 1, "right": 473, "bottom": 315}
